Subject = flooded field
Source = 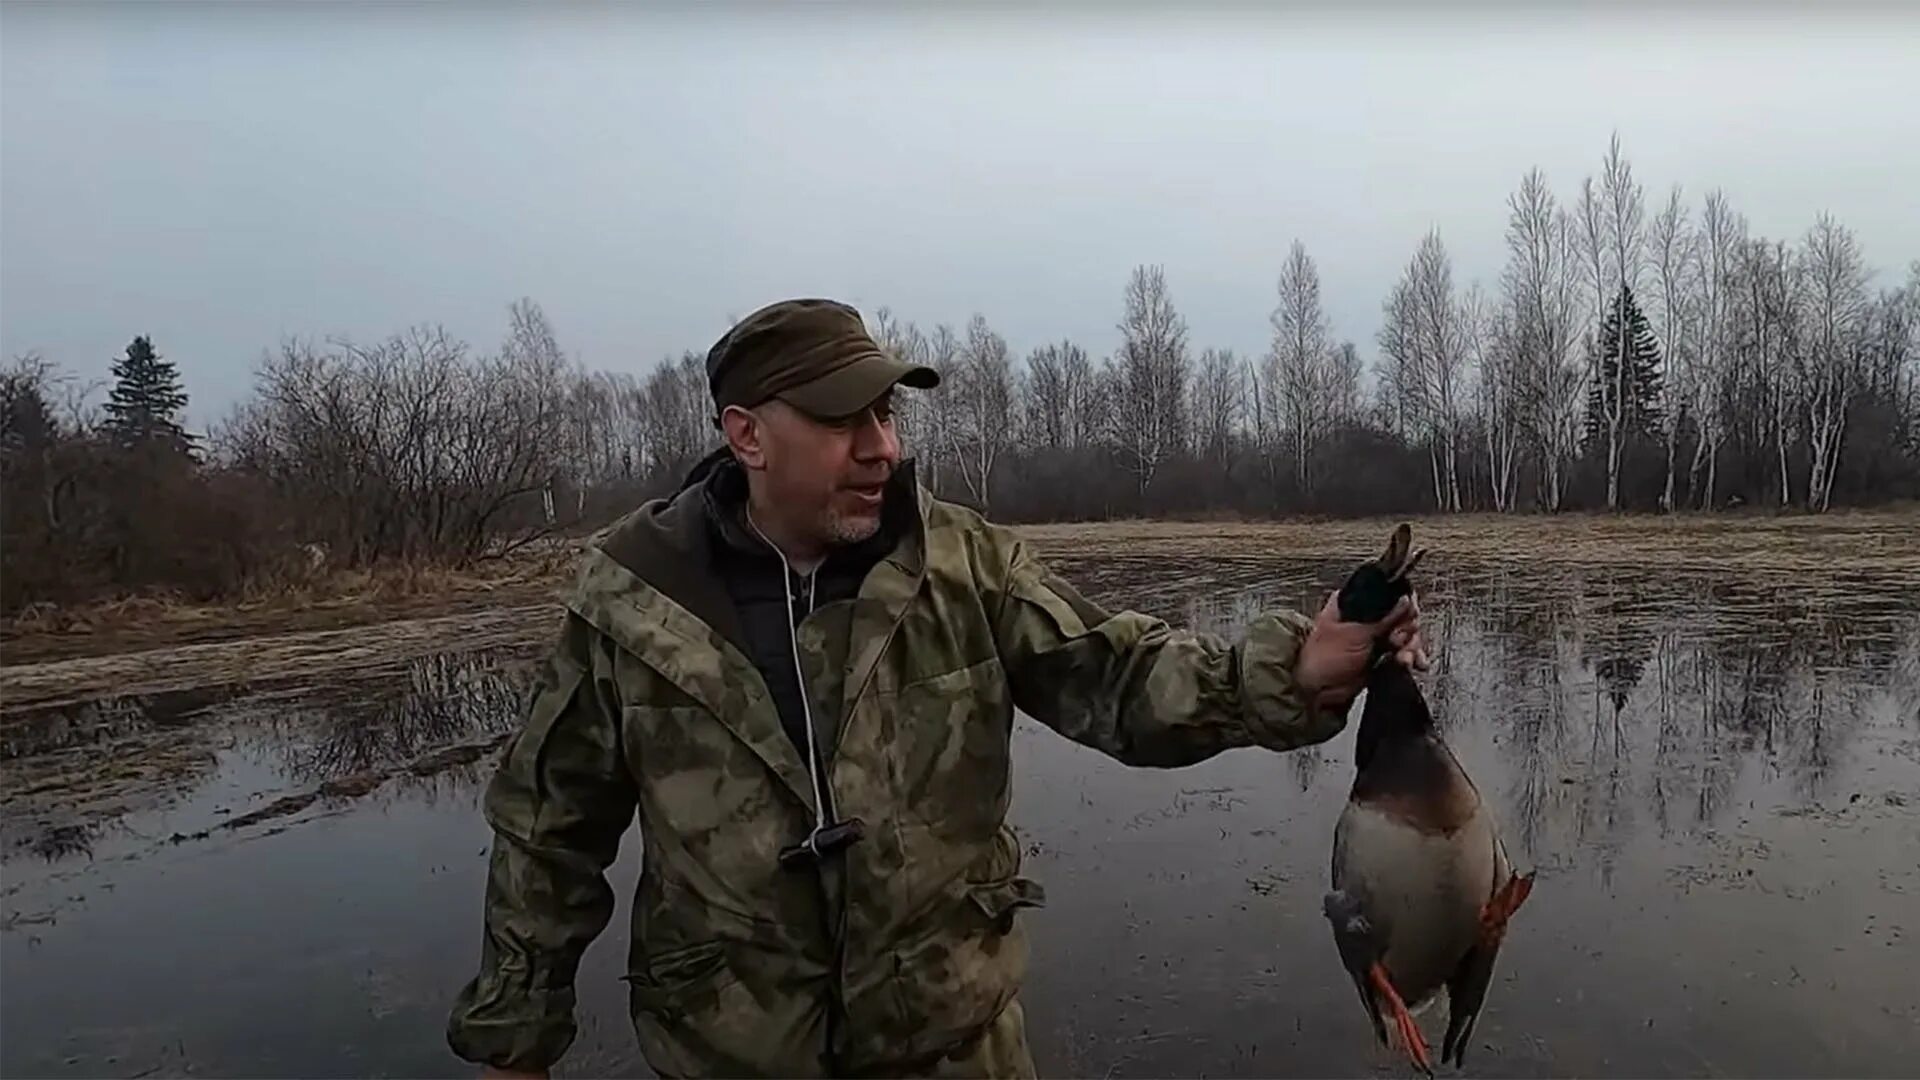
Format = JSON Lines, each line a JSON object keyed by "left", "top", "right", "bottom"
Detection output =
{"left": 4, "top": 515, "right": 1918, "bottom": 1078}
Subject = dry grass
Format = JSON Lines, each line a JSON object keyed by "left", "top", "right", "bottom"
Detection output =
{"left": 0, "top": 602, "right": 558, "bottom": 716}
{"left": 0, "top": 542, "right": 579, "bottom": 666}
{"left": 1017, "top": 508, "right": 1920, "bottom": 578}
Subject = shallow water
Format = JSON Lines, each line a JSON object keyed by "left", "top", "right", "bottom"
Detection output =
{"left": 4, "top": 551, "right": 1918, "bottom": 1078}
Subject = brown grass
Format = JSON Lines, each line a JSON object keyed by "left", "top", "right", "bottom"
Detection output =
{"left": 0, "top": 542, "right": 578, "bottom": 666}
{"left": 1016, "top": 508, "right": 1920, "bottom": 578}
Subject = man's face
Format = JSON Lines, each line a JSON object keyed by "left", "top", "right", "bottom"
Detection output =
{"left": 725, "top": 391, "right": 901, "bottom": 549}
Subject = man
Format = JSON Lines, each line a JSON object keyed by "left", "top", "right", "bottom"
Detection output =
{"left": 446, "top": 298, "right": 1425, "bottom": 1079}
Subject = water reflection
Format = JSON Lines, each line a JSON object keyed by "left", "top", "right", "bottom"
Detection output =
{"left": 243, "top": 648, "right": 527, "bottom": 786}
{"left": 0, "top": 650, "right": 531, "bottom": 869}
{"left": 1185, "top": 555, "right": 1920, "bottom": 870}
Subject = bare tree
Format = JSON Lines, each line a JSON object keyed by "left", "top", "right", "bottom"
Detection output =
{"left": 1578, "top": 134, "right": 1649, "bottom": 509}
{"left": 636, "top": 352, "right": 710, "bottom": 480}
{"left": 1271, "top": 240, "right": 1334, "bottom": 492}
{"left": 1883, "top": 263, "right": 1920, "bottom": 450}
{"left": 1797, "top": 214, "right": 1870, "bottom": 511}
{"left": 942, "top": 314, "right": 1016, "bottom": 511}
{"left": 908, "top": 323, "right": 960, "bottom": 491}
{"left": 1477, "top": 291, "right": 1523, "bottom": 511}
{"left": 1059, "top": 340, "right": 1101, "bottom": 451}
{"left": 1648, "top": 186, "right": 1699, "bottom": 511}
{"left": 1728, "top": 237, "right": 1803, "bottom": 506}
{"left": 1023, "top": 340, "right": 1096, "bottom": 450}
{"left": 1327, "top": 342, "right": 1364, "bottom": 427}
{"left": 1687, "top": 191, "right": 1745, "bottom": 508}
{"left": 871, "top": 308, "right": 938, "bottom": 464}
{"left": 1111, "top": 264, "right": 1191, "bottom": 500}
{"left": 1191, "top": 347, "right": 1244, "bottom": 470}
{"left": 1501, "top": 168, "right": 1584, "bottom": 511}
{"left": 223, "top": 309, "right": 573, "bottom": 565}
{"left": 1381, "top": 231, "right": 1468, "bottom": 510}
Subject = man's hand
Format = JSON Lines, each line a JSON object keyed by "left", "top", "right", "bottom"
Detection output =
{"left": 1295, "top": 591, "right": 1428, "bottom": 715}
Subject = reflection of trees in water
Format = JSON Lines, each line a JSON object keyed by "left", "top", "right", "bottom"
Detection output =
{"left": 22, "top": 822, "right": 96, "bottom": 861}
{"left": 1289, "top": 744, "right": 1322, "bottom": 792}
{"left": 1182, "top": 562, "right": 1917, "bottom": 864}
{"left": 1649, "top": 631, "right": 1685, "bottom": 836}
{"left": 1445, "top": 564, "right": 1576, "bottom": 863}
{"left": 381, "top": 760, "right": 497, "bottom": 808}
{"left": 258, "top": 651, "right": 529, "bottom": 786}
{"left": 1431, "top": 557, "right": 1920, "bottom": 881}
{"left": 1, "top": 696, "right": 225, "bottom": 865}
{"left": 1, "top": 687, "right": 230, "bottom": 760}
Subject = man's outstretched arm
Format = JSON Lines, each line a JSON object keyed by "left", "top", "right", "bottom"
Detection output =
{"left": 987, "top": 531, "right": 1423, "bottom": 766}
{"left": 447, "top": 611, "right": 638, "bottom": 1077}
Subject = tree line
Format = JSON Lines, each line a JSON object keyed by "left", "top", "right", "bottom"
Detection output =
{"left": 3, "top": 135, "right": 1916, "bottom": 614}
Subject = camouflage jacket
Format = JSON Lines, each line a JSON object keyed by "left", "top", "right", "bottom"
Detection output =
{"left": 445, "top": 459, "right": 1343, "bottom": 1077}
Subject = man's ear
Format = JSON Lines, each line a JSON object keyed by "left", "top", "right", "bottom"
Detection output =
{"left": 720, "top": 404, "right": 768, "bottom": 469}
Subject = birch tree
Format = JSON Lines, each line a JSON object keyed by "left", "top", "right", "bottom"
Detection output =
{"left": 939, "top": 315, "right": 1015, "bottom": 512}
{"left": 1578, "top": 134, "right": 1649, "bottom": 509}
{"left": 1500, "top": 168, "right": 1583, "bottom": 511}
{"left": 1111, "top": 264, "right": 1191, "bottom": 500}
{"left": 1796, "top": 215, "right": 1870, "bottom": 512}
{"left": 1271, "top": 240, "right": 1333, "bottom": 492}
{"left": 1381, "top": 231, "right": 1467, "bottom": 511}
{"left": 1477, "top": 292, "right": 1523, "bottom": 511}
{"left": 1687, "top": 191, "right": 1745, "bottom": 508}
{"left": 913, "top": 323, "right": 961, "bottom": 492}
{"left": 1648, "top": 186, "right": 1699, "bottom": 511}
{"left": 1728, "top": 238, "right": 1802, "bottom": 506}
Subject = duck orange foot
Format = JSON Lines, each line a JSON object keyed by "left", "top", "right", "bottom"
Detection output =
{"left": 1367, "top": 961, "right": 1434, "bottom": 1076}
{"left": 1477, "top": 871, "right": 1536, "bottom": 949}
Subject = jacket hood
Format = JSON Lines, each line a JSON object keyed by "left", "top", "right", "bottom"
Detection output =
{"left": 588, "top": 447, "right": 924, "bottom": 652}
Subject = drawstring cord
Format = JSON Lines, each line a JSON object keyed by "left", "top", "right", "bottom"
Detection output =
{"left": 744, "top": 506, "right": 831, "bottom": 840}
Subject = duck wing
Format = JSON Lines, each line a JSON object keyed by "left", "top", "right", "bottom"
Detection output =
{"left": 1322, "top": 886, "right": 1389, "bottom": 1049}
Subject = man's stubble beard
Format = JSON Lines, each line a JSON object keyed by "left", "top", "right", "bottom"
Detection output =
{"left": 822, "top": 507, "right": 882, "bottom": 547}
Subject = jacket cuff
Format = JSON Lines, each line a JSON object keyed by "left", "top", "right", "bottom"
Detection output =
{"left": 446, "top": 981, "right": 578, "bottom": 1073}
{"left": 1236, "top": 609, "right": 1346, "bottom": 750}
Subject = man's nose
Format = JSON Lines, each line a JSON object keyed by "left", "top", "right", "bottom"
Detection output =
{"left": 849, "top": 409, "right": 899, "bottom": 463}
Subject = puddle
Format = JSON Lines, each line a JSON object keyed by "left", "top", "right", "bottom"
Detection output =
{"left": 3, "top": 553, "right": 1918, "bottom": 1077}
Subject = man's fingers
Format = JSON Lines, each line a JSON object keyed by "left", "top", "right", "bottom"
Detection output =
{"left": 1377, "top": 592, "right": 1419, "bottom": 629}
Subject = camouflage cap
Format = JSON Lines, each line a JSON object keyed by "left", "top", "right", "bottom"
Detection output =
{"left": 706, "top": 298, "right": 939, "bottom": 420}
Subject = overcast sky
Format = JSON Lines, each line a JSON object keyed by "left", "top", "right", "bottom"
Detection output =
{"left": 4, "top": 2, "right": 1917, "bottom": 430}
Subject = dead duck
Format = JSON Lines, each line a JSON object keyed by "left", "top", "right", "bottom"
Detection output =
{"left": 1322, "top": 523, "right": 1534, "bottom": 1075}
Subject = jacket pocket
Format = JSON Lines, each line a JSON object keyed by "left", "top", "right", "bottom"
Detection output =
{"left": 968, "top": 875, "right": 1048, "bottom": 933}
{"left": 870, "top": 873, "right": 1047, "bottom": 1069}
{"left": 622, "top": 940, "right": 737, "bottom": 1018}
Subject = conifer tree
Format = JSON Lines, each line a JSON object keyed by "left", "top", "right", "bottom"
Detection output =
{"left": 1585, "top": 286, "right": 1664, "bottom": 448}
{"left": 103, "top": 335, "right": 193, "bottom": 454}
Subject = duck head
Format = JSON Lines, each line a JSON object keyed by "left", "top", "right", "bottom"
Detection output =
{"left": 1335, "top": 521, "right": 1425, "bottom": 628}
{"left": 1336, "top": 523, "right": 1431, "bottom": 773}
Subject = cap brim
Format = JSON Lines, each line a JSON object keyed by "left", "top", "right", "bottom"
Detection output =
{"left": 776, "top": 352, "right": 939, "bottom": 420}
